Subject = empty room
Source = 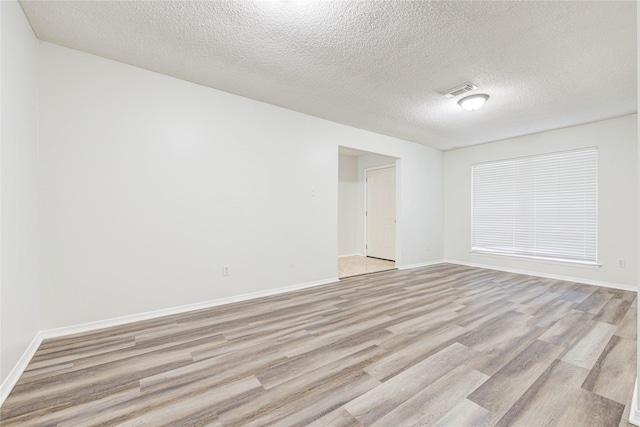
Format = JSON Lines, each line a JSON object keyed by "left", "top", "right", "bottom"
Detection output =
{"left": 2, "top": 1, "right": 639, "bottom": 426}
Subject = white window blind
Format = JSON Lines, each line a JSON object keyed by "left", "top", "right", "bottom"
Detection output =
{"left": 471, "top": 147, "right": 598, "bottom": 264}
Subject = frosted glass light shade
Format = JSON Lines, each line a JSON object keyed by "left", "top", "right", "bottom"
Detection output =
{"left": 458, "top": 94, "right": 489, "bottom": 111}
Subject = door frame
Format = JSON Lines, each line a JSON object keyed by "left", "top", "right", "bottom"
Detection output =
{"left": 364, "top": 164, "right": 397, "bottom": 261}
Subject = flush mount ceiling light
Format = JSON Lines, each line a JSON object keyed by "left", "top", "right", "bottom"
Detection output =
{"left": 458, "top": 94, "right": 489, "bottom": 111}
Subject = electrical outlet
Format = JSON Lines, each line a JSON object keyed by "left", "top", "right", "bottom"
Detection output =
{"left": 617, "top": 258, "right": 625, "bottom": 267}
{"left": 223, "top": 265, "right": 230, "bottom": 276}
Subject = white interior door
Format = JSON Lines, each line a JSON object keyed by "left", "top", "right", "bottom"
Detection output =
{"left": 366, "top": 166, "right": 396, "bottom": 261}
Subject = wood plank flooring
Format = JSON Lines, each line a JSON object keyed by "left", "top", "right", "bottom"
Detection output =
{"left": 1, "top": 263, "right": 637, "bottom": 426}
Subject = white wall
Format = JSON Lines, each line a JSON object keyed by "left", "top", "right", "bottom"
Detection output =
{"left": 635, "top": 6, "right": 640, "bottom": 421}
{"left": 38, "top": 42, "right": 444, "bottom": 329}
{"left": 338, "top": 154, "right": 358, "bottom": 256}
{"left": 444, "top": 114, "right": 638, "bottom": 288}
{"left": 1, "top": 1, "right": 41, "bottom": 384}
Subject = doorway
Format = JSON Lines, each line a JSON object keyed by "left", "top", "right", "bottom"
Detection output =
{"left": 366, "top": 166, "right": 396, "bottom": 261}
{"left": 337, "top": 147, "right": 398, "bottom": 278}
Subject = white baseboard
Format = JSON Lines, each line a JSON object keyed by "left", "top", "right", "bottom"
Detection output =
{"left": 0, "top": 333, "right": 43, "bottom": 407}
{"left": 338, "top": 253, "right": 365, "bottom": 258}
{"left": 630, "top": 379, "right": 640, "bottom": 426}
{"left": 444, "top": 259, "right": 638, "bottom": 293}
{"left": 0, "top": 276, "right": 338, "bottom": 405}
{"left": 398, "top": 259, "right": 445, "bottom": 270}
{"left": 41, "top": 276, "right": 339, "bottom": 340}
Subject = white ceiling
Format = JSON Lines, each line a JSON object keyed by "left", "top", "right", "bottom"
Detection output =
{"left": 19, "top": 1, "right": 637, "bottom": 151}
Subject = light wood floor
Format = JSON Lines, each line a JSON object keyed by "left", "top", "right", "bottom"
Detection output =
{"left": 1, "top": 264, "right": 637, "bottom": 426}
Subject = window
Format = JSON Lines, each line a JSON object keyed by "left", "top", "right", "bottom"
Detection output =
{"left": 471, "top": 147, "right": 598, "bottom": 264}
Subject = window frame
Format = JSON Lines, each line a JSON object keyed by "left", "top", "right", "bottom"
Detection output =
{"left": 470, "top": 147, "right": 599, "bottom": 266}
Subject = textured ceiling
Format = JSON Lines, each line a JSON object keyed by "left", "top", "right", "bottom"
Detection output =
{"left": 19, "top": 1, "right": 637, "bottom": 151}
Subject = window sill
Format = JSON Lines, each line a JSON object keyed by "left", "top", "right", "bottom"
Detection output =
{"left": 469, "top": 250, "right": 602, "bottom": 270}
